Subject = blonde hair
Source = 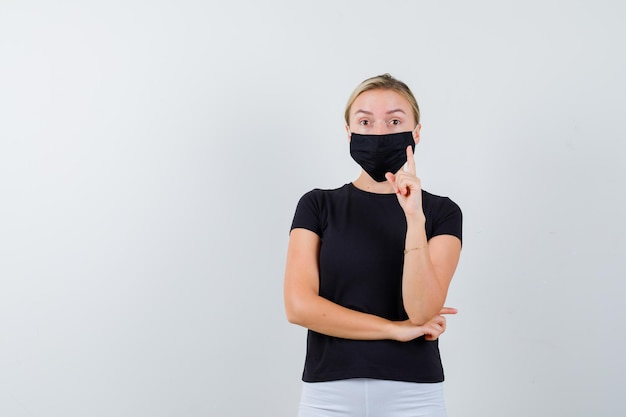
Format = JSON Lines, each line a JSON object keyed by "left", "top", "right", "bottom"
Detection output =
{"left": 344, "top": 73, "right": 420, "bottom": 126}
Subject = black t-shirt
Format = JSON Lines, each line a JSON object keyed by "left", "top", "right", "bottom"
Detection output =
{"left": 290, "top": 183, "right": 462, "bottom": 383}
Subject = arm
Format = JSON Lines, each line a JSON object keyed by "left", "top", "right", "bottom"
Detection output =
{"left": 283, "top": 228, "right": 446, "bottom": 342}
{"left": 402, "top": 225, "right": 461, "bottom": 325}
{"left": 386, "top": 146, "right": 462, "bottom": 325}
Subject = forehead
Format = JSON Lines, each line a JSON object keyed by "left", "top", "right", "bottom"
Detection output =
{"left": 351, "top": 89, "right": 411, "bottom": 115}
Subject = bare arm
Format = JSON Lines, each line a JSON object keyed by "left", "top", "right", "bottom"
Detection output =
{"left": 386, "top": 146, "right": 462, "bottom": 325}
{"left": 283, "top": 228, "right": 453, "bottom": 341}
{"left": 402, "top": 224, "right": 461, "bottom": 325}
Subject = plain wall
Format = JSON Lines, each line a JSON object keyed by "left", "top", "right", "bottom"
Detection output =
{"left": 1, "top": 1, "right": 624, "bottom": 416}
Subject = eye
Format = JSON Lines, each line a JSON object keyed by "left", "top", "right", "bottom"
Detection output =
{"left": 359, "top": 119, "right": 370, "bottom": 126}
{"left": 389, "top": 119, "right": 401, "bottom": 126}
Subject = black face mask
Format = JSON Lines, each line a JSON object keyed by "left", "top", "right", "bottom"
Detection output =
{"left": 349, "top": 131, "right": 416, "bottom": 182}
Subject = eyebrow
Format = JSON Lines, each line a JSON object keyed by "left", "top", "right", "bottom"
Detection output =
{"left": 354, "top": 109, "right": 406, "bottom": 115}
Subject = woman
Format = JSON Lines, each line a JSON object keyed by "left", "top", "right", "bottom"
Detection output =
{"left": 284, "top": 74, "right": 462, "bottom": 417}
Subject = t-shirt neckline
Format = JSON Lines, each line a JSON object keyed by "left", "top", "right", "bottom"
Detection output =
{"left": 348, "top": 182, "right": 397, "bottom": 197}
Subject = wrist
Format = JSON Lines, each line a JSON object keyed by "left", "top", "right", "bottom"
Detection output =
{"left": 405, "top": 213, "right": 426, "bottom": 227}
{"left": 386, "top": 321, "right": 402, "bottom": 341}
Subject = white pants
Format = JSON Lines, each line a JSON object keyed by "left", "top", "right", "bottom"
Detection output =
{"left": 297, "top": 378, "right": 447, "bottom": 417}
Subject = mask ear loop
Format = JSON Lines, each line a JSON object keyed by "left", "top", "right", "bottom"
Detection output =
{"left": 411, "top": 124, "right": 421, "bottom": 142}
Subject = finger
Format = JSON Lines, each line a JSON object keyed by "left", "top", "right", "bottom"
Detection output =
{"left": 439, "top": 307, "right": 458, "bottom": 315}
{"left": 385, "top": 172, "right": 398, "bottom": 192}
{"left": 431, "top": 316, "right": 445, "bottom": 327}
{"left": 391, "top": 172, "right": 409, "bottom": 196}
{"left": 406, "top": 146, "right": 416, "bottom": 175}
{"left": 395, "top": 174, "right": 410, "bottom": 197}
{"left": 423, "top": 324, "right": 441, "bottom": 340}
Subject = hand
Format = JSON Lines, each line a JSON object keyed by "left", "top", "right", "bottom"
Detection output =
{"left": 384, "top": 146, "right": 424, "bottom": 218}
{"left": 423, "top": 307, "right": 457, "bottom": 341}
{"left": 392, "top": 307, "right": 457, "bottom": 342}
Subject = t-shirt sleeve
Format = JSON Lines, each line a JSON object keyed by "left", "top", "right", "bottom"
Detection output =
{"left": 290, "top": 189, "right": 324, "bottom": 237}
{"left": 431, "top": 197, "right": 463, "bottom": 243}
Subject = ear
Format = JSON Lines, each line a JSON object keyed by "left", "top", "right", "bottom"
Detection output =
{"left": 413, "top": 123, "right": 422, "bottom": 145}
{"left": 345, "top": 125, "right": 352, "bottom": 142}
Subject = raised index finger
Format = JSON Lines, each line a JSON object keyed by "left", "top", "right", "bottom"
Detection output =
{"left": 406, "top": 145, "right": 416, "bottom": 175}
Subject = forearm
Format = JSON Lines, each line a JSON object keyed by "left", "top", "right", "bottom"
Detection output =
{"left": 402, "top": 216, "right": 447, "bottom": 325}
{"left": 286, "top": 293, "right": 396, "bottom": 340}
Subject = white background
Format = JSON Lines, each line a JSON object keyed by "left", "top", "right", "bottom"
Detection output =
{"left": 1, "top": 1, "right": 624, "bottom": 416}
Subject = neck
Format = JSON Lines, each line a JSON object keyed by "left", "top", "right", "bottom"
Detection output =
{"left": 352, "top": 172, "right": 395, "bottom": 194}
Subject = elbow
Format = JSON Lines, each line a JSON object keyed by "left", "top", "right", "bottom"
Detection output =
{"left": 407, "top": 313, "right": 430, "bottom": 326}
{"left": 284, "top": 298, "right": 308, "bottom": 326}
{"left": 285, "top": 307, "right": 301, "bottom": 325}
{"left": 403, "top": 290, "right": 447, "bottom": 325}
{"left": 405, "top": 304, "right": 444, "bottom": 326}
{"left": 284, "top": 283, "right": 319, "bottom": 327}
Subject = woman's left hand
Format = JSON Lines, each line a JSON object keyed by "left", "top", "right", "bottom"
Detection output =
{"left": 384, "top": 146, "right": 425, "bottom": 218}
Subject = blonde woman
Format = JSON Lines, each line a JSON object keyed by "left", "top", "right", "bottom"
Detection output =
{"left": 284, "top": 74, "right": 462, "bottom": 417}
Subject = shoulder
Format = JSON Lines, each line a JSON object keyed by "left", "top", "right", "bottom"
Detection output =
{"left": 291, "top": 184, "right": 349, "bottom": 236}
{"left": 292, "top": 184, "right": 349, "bottom": 216}
{"left": 297, "top": 184, "right": 350, "bottom": 205}
{"left": 422, "top": 189, "right": 463, "bottom": 242}
{"left": 422, "top": 189, "right": 462, "bottom": 216}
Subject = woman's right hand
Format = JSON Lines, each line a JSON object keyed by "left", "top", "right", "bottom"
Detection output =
{"left": 392, "top": 307, "right": 457, "bottom": 342}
